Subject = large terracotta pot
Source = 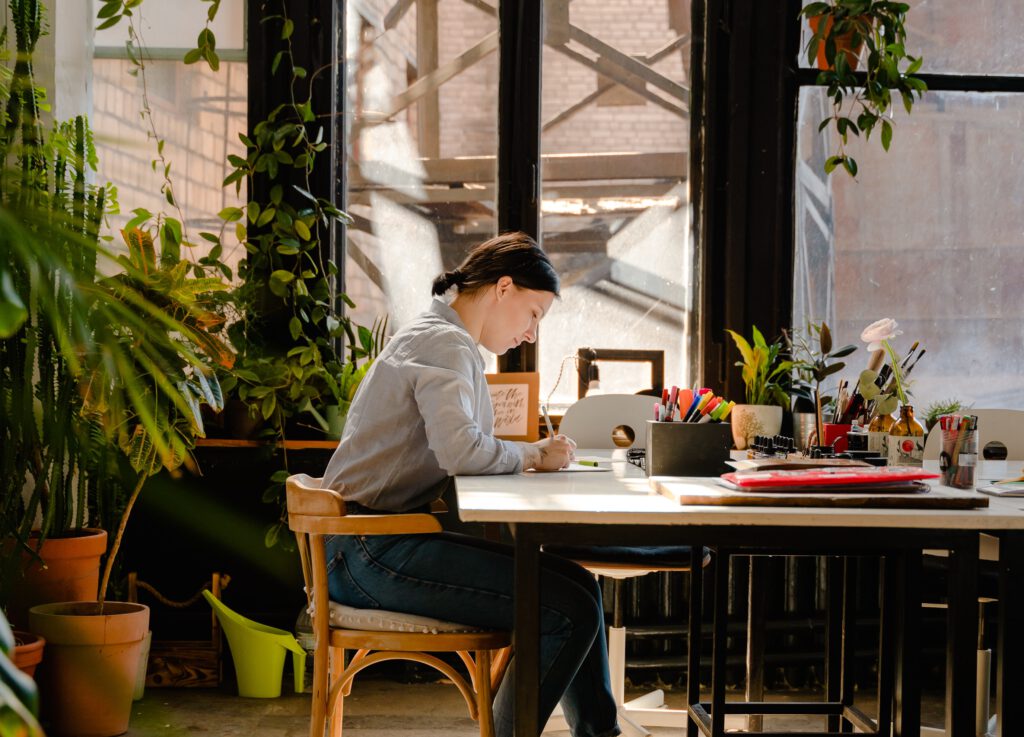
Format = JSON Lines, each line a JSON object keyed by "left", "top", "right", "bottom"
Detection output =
{"left": 730, "top": 404, "right": 783, "bottom": 451}
{"left": 12, "top": 629, "right": 45, "bottom": 678}
{"left": 5, "top": 528, "right": 108, "bottom": 629}
{"left": 29, "top": 601, "right": 150, "bottom": 737}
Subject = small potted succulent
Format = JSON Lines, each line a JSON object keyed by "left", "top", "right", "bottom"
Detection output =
{"left": 725, "top": 326, "right": 794, "bottom": 450}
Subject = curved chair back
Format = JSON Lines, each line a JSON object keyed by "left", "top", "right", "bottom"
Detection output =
{"left": 557, "top": 394, "right": 655, "bottom": 449}
{"left": 923, "top": 408, "right": 1024, "bottom": 461}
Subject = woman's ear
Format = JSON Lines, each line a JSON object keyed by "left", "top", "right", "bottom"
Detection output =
{"left": 494, "top": 275, "right": 514, "bottom": 300}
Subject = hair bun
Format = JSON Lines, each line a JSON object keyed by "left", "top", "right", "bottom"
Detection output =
{"left": 431, "top": 269, "right": 465, "bottom": 295}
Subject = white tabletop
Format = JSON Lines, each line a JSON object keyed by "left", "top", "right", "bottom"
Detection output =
{"left": 454, "top": 452, "right": 1024, "bottom": 531}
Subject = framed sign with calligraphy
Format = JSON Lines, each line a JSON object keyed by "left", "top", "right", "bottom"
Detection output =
{"left": 485, "top": 372, "right": 540, "bottom": 442}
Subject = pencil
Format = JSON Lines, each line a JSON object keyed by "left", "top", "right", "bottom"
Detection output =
{"left": 541, "top": 404, "right": 555, "bottom": 437}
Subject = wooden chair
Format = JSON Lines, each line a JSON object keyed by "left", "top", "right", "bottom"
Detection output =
{"left": 286, "top": 474, "right": 511, "bottom": 737}
{"left": 548, "top": 394, "right": 703, "bottom": 737}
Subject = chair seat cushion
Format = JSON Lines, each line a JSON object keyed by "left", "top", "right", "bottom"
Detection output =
{"left": 545, "top": 544, "right": 707, "bottom": 569}
{"left": 327, "top": 601, "right": 484, "bottom": 634}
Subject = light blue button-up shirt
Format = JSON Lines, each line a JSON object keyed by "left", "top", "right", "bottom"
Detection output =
{"left": 321, "top": 299, "right": 526, "bottom": 511}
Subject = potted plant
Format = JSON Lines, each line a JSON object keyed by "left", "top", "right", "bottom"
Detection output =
{"left": 725, "top": 326, "right": 794, "bottom": 450}
{"left": 799, "top": 0, "right": 927, "bottom": 177}
{"left": 26, "top": 225, "right": 231, "bottom": 737}
{"left": 786, "top": 321, "right": 857, "bottom": 450}
{"left": 1, "top": 609, "right": 43, "bottom": 737}
{"left": 1, "top": 4, "right": 232, "bottom": 734}
{"left": 924, "top": 398, "right": 966, "bottom": 434}
{"left": 0, "top": 0, "right": 220, "bottom": 627}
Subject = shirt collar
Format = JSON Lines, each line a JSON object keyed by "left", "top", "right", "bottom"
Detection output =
{"left": 428, "top": 298, "right": 485, "bottom": 369}
{"left": 429, "top": 298, "right": 469, "bottom": 332}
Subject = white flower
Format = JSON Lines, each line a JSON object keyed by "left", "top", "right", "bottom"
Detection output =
{"left": 860, "top": 318, "right": 902, "bottom": 352}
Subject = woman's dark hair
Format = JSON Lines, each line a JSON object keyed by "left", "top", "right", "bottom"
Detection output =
{"left": 431, "top": 232, "right": 560, "bottom": 297}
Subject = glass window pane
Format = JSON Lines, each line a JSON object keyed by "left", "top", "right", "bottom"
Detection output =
{"left": 795, "top": 87, "right": 1024, "bottom": 412}
{"left": 343, "top": 1, "right": 498, "bottom": 336}
{"left": 93, "top": 58, "right": 248, "bottom": 276}
{"left": 798, "top": 1, "right": 1024, "bottom": 76}
{"left": 539, "top": 0, "right": 694, "bottom": 410}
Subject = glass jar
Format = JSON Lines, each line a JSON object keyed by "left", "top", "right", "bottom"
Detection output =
{"left": 867, "top": 412, "right": 894, "bottom": 456}
{"left": 887, "top": 405, "right": 925, "bottom": 467}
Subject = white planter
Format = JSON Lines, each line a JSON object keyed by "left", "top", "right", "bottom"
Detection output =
{"left": 730, "top": 404, "right": 783, "bottom": 450}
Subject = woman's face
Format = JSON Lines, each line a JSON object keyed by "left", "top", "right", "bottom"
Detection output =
{"left": 479, "top": 277, "right": 555, "bottom": 355}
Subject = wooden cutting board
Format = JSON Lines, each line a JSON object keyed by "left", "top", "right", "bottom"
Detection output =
{"left": 652, "top": 479, "right": 989, "bottom": 509}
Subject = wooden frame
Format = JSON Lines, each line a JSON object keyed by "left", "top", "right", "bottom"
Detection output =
{"left": 485, "top": 372, "right": 540, "bottom": 442}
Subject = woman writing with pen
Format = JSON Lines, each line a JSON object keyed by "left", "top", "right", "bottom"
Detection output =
{"left": 320, "top": 232, "right": 621, "bottom": 737}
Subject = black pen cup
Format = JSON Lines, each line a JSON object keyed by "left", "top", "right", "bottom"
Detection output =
{"left": 645, "top": 421, "right": 733, "bottom": 477}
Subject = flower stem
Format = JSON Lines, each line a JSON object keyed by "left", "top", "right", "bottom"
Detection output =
{"left": 882, "top": 339, "right": 907, "bottom": 405}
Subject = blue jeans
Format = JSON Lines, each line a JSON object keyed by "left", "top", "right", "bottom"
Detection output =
{"left": 325, "top": 531, "right": 620, "bottom": 737}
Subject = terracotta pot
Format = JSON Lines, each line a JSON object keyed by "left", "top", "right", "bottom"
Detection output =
{"left": 5, "top": 528, "right": 108, "bottom": 629}
{"left": 29, "top": 601, "right": 150, "bottom": 737}
{"left": 807, "top": 14, "right": 867, "bottom": 71}
{"left": 730, "top": 404, "right": 783, "bottom": 451}
{"left": 12, "top": 629, "right": 45, "bottom": 678}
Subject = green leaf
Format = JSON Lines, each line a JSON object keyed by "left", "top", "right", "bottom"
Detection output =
{"left": 295, "top": 220, "right": 311, "bottom": 240}
{"left": 282, "top": 18, "right": 294, "bottom": 39}
{"left": 0, "top": 271, "right": 28, "bottom": 337}
{"left": 219, "top": 206, "right": 244, "bottom": 222}
{"left": 183, "top": 48, "right": 203, "bottom": 65}
{"left": 819, "top": 322, "right": 832, "bottom": 355}
{"left": 289, "top": 316, "right": 302, "bottom": 341}
{"left": 881, "top": 119, "right": 893, "bottom": 151}
{"left": 842, "top": 156, "right": 858, "bottom": 177}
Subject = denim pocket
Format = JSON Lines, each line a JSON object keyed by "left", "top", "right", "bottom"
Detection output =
{"left": 325, "top": 541, "right": 383, "bottom": 610}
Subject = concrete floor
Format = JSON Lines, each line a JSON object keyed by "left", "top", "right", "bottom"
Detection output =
{"left": 125, "top": 678, "right": 955, "bottom": 737}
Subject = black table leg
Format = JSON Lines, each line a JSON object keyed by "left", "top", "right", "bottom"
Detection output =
{"left": 876, "top": 555, "right": 898, "bottom": 733}
{"left": 841, "top": 557, "right": 856, "bottom": 733}
{"left": 825, "top": 556, "right": 844, "bottom": 733}
{"left": 894, "top": 549, "right": 922, "bottom": 737}
{"left": 513, "top": 523, "right": 540, "bottom": 737}
{"left": 710, "top": 549, "right": 730, "bottom": 737}
{"left": 746, "top": 555, "right": 767, "bottom": 733}
{"left": 947, "top": 533, "right": 979, "bottom": 737}
{"left": 688, "top": 542, "right": 704, "bottom": 737}
{"left": 997, "top": 531, "right": 1024, "bottom": 737}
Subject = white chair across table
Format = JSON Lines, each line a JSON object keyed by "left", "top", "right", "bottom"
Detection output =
{"left": 545, "top": 394, "right": 703, "bottom": 737}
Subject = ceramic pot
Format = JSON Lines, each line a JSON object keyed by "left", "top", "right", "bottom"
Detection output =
{"left": 29, "top": 601, "right": 150, "bottom": 737}
{"left": 5, "top": 528, "right": 107, "bottom": 630}
{"left": 730, "top": 404, "right": 783, "bottom": 451}
{"left": 12, "top": 629, "right": 45, "bottom": 678}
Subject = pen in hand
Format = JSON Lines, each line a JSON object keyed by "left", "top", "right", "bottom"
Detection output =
{"left": 542, "top": 404, "right": 555, "bottom": 438}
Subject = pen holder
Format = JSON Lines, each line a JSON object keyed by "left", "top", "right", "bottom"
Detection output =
{"left": 645, "top": 421, "right": 733, "bottom": 477}
{"left": 822, "top": 423, "right": 852, "bottom": 454}
{"left": 940, "top": 428, "right": 978, "bottom": 489}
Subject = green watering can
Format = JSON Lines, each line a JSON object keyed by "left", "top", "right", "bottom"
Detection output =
{"left": 203, "top": 590, "right": 306, "bottom": 698}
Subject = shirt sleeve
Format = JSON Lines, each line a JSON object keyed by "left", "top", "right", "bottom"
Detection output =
{"left": 406, "top": 336, "right": 525, "bottom": 476}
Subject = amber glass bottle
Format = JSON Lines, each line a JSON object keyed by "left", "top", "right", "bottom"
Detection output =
{"left": 867, "top": 412, "right": 894, "bottom": 456}
{"left": 887, "top": 405, "right": 925, "bottom": 466}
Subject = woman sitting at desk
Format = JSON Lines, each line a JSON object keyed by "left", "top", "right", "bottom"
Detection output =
{"left": 321, "top": 232, "right": 620, "bottom": 737}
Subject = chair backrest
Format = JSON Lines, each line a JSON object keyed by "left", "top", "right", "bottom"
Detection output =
{"left": 557, "top": 394, "right": 655, "bottom": 449}
{"left": 923, "top": 408, "right": 1024, "bottom": 461}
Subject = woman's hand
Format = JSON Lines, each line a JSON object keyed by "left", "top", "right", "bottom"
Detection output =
{"left": 524, "top": 434, "right": 577, "bottom": 471}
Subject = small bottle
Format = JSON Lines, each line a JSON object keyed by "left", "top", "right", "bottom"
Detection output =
{"left": 887, "top": 405, "right": 925, "bottom": 467}
{"left": 867, "top": 412, "right": 894, "bottom": 456}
